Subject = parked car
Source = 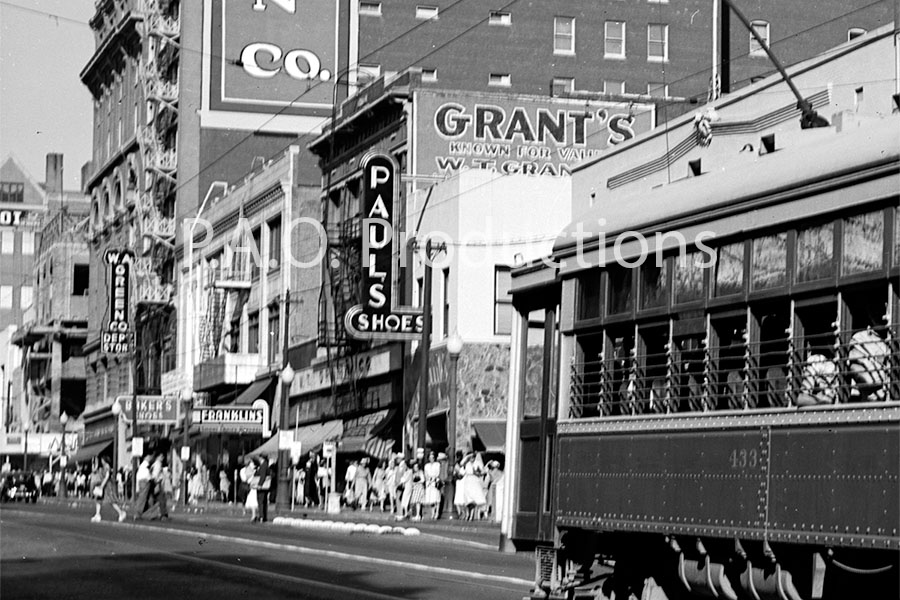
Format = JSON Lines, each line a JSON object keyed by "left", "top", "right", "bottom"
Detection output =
{"left": 0, "top": 471, "right": 38, "bottom": 503}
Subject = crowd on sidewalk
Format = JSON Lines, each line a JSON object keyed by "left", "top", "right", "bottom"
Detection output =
{"left": 288, "top": 449, "right": 504, "bottom": 523}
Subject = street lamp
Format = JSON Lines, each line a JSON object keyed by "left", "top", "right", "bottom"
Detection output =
{"left": 22, "top": 419, "right": 30, "bottom": 471}
{"left": 110, "top": 400, "right": 122, "bottom": 474}
{"left": 60, "top": 412, "right": 69, "bottom": 498}
{"left": 276, "top": 361, "right": 295, "bottom": 512}
{"left": 445, "top": 334, "right": 463, "bottom": 517}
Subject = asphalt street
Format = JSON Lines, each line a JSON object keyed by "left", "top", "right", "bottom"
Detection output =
{"left": 1, "top": 503, "right": 535, "bottom": 600}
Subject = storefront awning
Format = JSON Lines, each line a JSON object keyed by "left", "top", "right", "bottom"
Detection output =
{"left": 69, "top": 441, "right": 112, "bottom": 464}
{"left": 234, "top": 377, "right": 276, "bottom": 406}
{"left": 248, "top": 420, "right": 343, "bottom": 460}
{"left": 471, "top": 419, "right": 506, "bottom": 453}
{"left": 341, "top": 409, "right": 391, "bottom": 454}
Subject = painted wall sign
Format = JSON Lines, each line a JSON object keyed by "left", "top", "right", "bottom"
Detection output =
{"left": 0, "top": 209, "right": 25, "bottom": 226}
{"left": 415, "top": 90, "right": 655, "bottom": 179}
{"left": 117, "top": 395, "right": 179, "bottom": 425}
{"left": 204, "top": 0, "right": 341, "bottom": 122}
{"left": 192, "top": 398, "right": 271, "bottom": 436}
{"left": 345, "top": 153, "right": 423, "bottom": 341}
{"left": 103, "top": 249, "right": 134, "bottom": 355}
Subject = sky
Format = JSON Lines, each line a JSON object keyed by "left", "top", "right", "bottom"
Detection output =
{"left": 0, "top": 0, "right": 95, "bottom": 191}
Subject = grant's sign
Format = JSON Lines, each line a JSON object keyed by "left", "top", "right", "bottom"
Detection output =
{"left": 102, "top": 249, "right": 134, "bottom": 355}
{"left": 415, "top": 90, "right": 655, "bottom": 178}
{"left": 192, "top": 398, "right": 271, "bottom": 436}
{"left": 345, "top": 153, "right": 423, "bottom": 341}
{"left": 204, "top": 0, "right": 339, "bottom": 121}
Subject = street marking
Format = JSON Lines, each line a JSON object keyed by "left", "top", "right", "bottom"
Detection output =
{"left": 114, "top": 520, "right": 532, "bottom": 588}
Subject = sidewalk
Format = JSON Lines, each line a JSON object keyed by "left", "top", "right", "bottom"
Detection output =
{"left": 39, "top": 495, "right": 502, "bottom": 548}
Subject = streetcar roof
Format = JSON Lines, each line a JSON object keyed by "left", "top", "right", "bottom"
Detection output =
{"left": 552, "top": 116, "right": 900, "bottom": 256}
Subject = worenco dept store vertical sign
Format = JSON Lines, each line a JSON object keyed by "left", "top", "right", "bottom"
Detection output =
{"left": 102, "top": 249, "right": 134, "bottom": 354}
{"left": 344, "top": 153, "right": 424, "bottom": 341}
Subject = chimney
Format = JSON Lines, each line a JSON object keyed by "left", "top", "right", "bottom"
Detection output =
{"left": 81, "top": 161, "right": 93, "bottom": 193}
{"left": 45, "top": 154, "right": 64, "bottom": 210}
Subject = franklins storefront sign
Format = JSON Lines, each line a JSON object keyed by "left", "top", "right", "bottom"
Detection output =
{"left": 345, "top": 154, "right": 424, "bottom": 341}
{"left": 102, "top": 249, "right": 134, "bottom": 354}
{"left": 416, "top": 90, "right": 655, "bottom": 179}
{"left": 192, "top": 398, "right": 271, "bottom": 436}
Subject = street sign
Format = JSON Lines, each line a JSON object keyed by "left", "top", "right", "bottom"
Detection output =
{"left": 180, "top": 446, "right": 190, "bottom": 461}
{"left": 322, "top": 441, "right": 336, "bottom": 458}
{"left": 278, "top": 430, "right": 293, "bottom": 451}
{"left": 132, "top": 437, "right": 144, "bottom": 457}
{"left": 289, "top": 441, "right": 303, "bottom": 464}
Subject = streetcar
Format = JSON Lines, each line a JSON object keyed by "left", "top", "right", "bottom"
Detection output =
{"left": 505, "top": 116, "right": 899, "bottom": 599}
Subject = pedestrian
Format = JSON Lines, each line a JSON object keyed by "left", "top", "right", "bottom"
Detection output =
{"left": 452, "top": 451, "right": 466, "bottom": 519}
{"left": 353, "top": 458, "right": 371, "bottom": 510}
{"left": 256, "top": 456, "right": 271, "bottom": 523}
{"left": 219, "top": 469, "right": 230, "bottom": 503}
{"left": 241, "top": 458, "right": 259, "bottom": 522}
{"left": 91, "top": 456, "right": 127, "bottom": 523}
{"left": 461, "top": 452, "right": 487, "bottom": 520}
{"left": 159, "top": 462, "right": 173, "bottom": 520}
{"left": 303, "top": 452, "right": 319, "bottom": 508}
{"left": 371, "top": 459, "right": 386, "bottom": 511}
{"left": 423, "top": 451, "right": 442, "bottom": 519}
{"left": 397, "top": 459, "right": 412, "bottom": 519}
{"left": 382, "top": 456, "right": 397, "bottom": 513}
{"left": 408, "top": 461, "right": 426, "bottom": 521}
{"left": 148, "top": 453, "right": 167, "bottom": 520}
{"left": 133, "top": 455, "right": 153, "bottom": 520}
{"left": 343, "top": 460, "right": 358, "bottom": 507}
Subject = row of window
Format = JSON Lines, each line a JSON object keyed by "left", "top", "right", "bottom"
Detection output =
{"left": 1, "top": 182, "right": 24, "bottom": 204}
{"left": 227, "top": 303, "right": 281, "bottom": 363}
{"left": 578, "top": 207, "right": 898, "bottom": 322}
{"left": 0, "top": 285, "right": 32, "bottom": 311}
{"left": 1, "top": 230, "right": 35, "bottom": 255}
{"left": 207, "top": 216, "right": 282, "bottom": 281}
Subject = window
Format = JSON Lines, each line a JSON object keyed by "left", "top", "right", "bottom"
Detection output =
{"left": 604, "top": 21, "right": 626, "bottom": 58}
{"left": 489, "top": 73, "right": 511, "bottom": 87}
{"left": 268, "top": 217, "right": 281, "bottom": 270}
{"left": 647, "top": 82, "right": 668, "bottom": 97}
{"left": 604, "top": 80, "right": 625, "bottom": 95}
{"left": 248, "top": 312, "right": 260, "bottom": 353}
{"left": 842, "top": 211, "right": 883, "bottom": 275}
{"left": 554, "top": 17, "right": 575, "bottom": 54}
{"left": 21, "top": 231, "right": 35, "bottom": 255}
{"left": 358, "top": 1, "right": 382, "bottom": 16}
{"left": 751, "top": 233, "right": 787, "bottom": 290}
{"left": 848, "top": 28, "right": 867, "bottom": 41}
{"left": 552, "top": 77, "right": 575, "bottom": 94}
{"left": 73, "top": 264, "right": 90, "bottom": 296}
{"left": 442, "top": 267, "right": 450, "bottom": 337}
{"left": 1, "top": 231, "right": 14, "bottom": 254}
{"left": 267, "top": 304, "right": 280, "bottom": 364}
{"left": 714, "top": 242, "right": 744, "bottom": 296}
{"left": 251, "top": 227, "right": 262, "bottom": 279}
{"left": 577, "top": 273, "right": 601, "bottom": 321}
{"left": 640, "top": 261, "right": 668, "bottom": 309}
{"left": 357, "top": 63, "right": 381, "bottom": 83}
{"left": 416, "top": 5, "right": 438, "bottom": 20}
{"left": 489, "top": 11, "right": 511, "bottom": 26}
{"left": 494, "top": 266, "right": 513, "bottom": 335}
{"left": 647, "top": 24, "right": 668, "bottom": 62}
{"left": 421, "top": 68, "right": 438, "bottom": 82}
{"left": 20, "top": 286, "right": 32, "bottom": 310}
{"left": 674, "top": 251, "right": 705, "bottom": 304}
{"left": 606, "top": 265, "right": 633, "bottom": 315}
{"left": 0, "top": 182, "right": 24, "bottom": 203}
{"left": 750, "top": 21, "right": 770, "bottom": 57}
{"left": 797, "top": 223, "right": 834, "bottom": 283}
{"left": 0, "top": 286, "right": 12, "bottom": 309}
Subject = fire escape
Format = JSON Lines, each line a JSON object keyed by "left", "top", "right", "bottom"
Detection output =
{"left": 134, "top": 0, "right": 180, "bottom": 307}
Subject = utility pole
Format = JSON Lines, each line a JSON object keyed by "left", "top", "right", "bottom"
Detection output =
{"left": 276, "top": 288, "right": 294, "bottom": 512}
{"left": 417, "top": 244, "right": 433, "bottom": 455}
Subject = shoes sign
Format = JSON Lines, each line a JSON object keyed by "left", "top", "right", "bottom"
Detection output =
{"left": 102, "top": 249, "right": 135, "bottom": 355}
{"left": 344, "top": 153, "right": 424, "bottom": 341}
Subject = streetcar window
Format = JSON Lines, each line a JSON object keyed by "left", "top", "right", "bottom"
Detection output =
{"left": 639, "top": 326, "right": 669, "bottom": 412}
{"left": 607, "top": 328, "right": 635, "bottom": 415}
{"left": 797, "top": 222, "right": 835, "bottom": 283}
{"left": 710, "top": 316, "right": 746, "bottom": 410}
{"left": 572, "top": 334, "right": 604, "bottom": 418}
{"left": 606, "top": 265, "right": 633, "bottom": 315}
{"left": 842, "top": 210, "right": 883, "bottom": 275}
{"left": 754, "top": 309, "right": 790, "bottom": 408}
{"left": 751, "top": 233, "right": 787, "bottom": 290}
{"left": 640, "top": 260, "right": 668, "bottom": 310}
{"left": 894, "top": 208, "right": 899, "bottom": 267}
{"left": 578, "top": 272, "right": 601, "bottom": 320}
{"left": 714, "top": 242, "right": 744, "bottom": 296}
{"left": 673, "top": 251, "right": 705, "bottom": 304}
{"left": 674, "top": 335, "right": 706, "bottom": 412}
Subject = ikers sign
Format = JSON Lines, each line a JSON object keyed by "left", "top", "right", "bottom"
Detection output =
{"left": 344, "top": 153, "right": 424, "bottom": 341}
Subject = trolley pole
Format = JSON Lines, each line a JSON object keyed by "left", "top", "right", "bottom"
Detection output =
{"left": 417, "top": 240, "right": 434, "bottom": 454}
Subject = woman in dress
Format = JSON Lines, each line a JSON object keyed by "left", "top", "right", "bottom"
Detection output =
{"left": 408, "top": 461, "right": 426, "bottom": 521}
{"left": 370, "top": 460, "right": 386, "bottom": 511}
{"left": 397, "top": 459, "right": 412, "bottom": 519}
{"left": 91, "top": 455, "right": 127, "bottom": 523}
{"left": 461, "top": 452, "right": 487, "bottom": 520}
{"left": 241, "top": 458, "right": 259, "bottom": 522}
{"left": 422, "top": 452, "right": 442, "bottom": 519}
